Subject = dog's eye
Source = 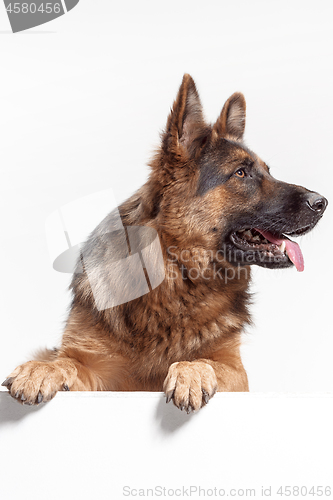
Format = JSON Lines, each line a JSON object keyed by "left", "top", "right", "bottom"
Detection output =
{"left": 235, "top": 169, "right": 245, "bottom": 178}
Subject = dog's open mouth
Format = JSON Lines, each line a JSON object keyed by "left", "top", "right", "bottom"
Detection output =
{"left": 229, "top": 227, "right": 305, "bottom": 271}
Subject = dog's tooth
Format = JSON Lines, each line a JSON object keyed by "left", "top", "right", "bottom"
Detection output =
{"left": 279, "top": 241, "right": 286, "bottom": 253}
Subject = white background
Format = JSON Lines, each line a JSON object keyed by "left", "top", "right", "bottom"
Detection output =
{"left": 0, "top": 1, "right": 332, "bottom": 393}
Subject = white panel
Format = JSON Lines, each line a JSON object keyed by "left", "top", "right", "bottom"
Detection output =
{"left": 0, "top": 390, "right": 332, "bottom": 500}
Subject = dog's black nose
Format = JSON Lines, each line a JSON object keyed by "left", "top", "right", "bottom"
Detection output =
{"left": 306, "top": 192, "right": 328, "bottom": 214}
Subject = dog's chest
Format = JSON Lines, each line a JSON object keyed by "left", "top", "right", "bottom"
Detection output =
{"left": 121, "top": 284, "right": 247, "bottom": 364}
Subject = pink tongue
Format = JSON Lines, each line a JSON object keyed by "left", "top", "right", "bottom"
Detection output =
{"left": 255, "top": 229, "right": 304, "bottom": 272}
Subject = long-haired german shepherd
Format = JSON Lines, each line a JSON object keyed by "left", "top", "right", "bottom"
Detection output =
{"left": 2, "top": 74, "right": 328, "bottom": 412}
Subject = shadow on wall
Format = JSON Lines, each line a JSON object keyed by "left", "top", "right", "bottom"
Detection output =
{"left": 0, "top": 392, "right": 46, "bottom": 426}
{"left": 155, "top": 396, "right": 195, "bottom": 434}
{"left": 0, "top": 391, "right": 194, "bottom": 433}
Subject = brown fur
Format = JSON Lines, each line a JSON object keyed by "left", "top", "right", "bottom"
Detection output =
{"left": 3, "top": 74, "right": 327, "bottom": 412}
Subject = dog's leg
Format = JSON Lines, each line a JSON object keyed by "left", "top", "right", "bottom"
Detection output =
{"left": 163, "top": 346, "right": 248, "bottom": 413}
{"left": 2, "top": 303, "right": 134, "bottom": 404}
{"left": 2, "top": 345, "right": 132, "bottom": 405}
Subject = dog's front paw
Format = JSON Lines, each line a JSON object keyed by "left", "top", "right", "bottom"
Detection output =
{"left": 1, "top": 360, "right": 77, "bottom": 405}
{"left": 163, "top": 361, "right": 217, "bottom": 413}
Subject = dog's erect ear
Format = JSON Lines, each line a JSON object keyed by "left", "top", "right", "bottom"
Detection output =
{"left": 213, "top": 92, "right": 246, "bottom": 141}
{"left": 163, "top": 74, "right": 207, "bottom": 157}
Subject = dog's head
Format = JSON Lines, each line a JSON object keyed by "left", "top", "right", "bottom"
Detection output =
{"left": 153, "top": 74, "right": 327, "bottom": 271}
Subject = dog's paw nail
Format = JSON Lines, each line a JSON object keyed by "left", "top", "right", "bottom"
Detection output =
{"left": 179, "top": 404, "right": 185, "bottom": 411}
{"left": 21, "top": 393, "right": 26, "bottom": 402}
{"left": 165, "top": 391, "right": 173, "bottom": 404}
{"left": 202, "top": 390, "right": 210, "bottom": 405}
{"left": 1, "top": 378, "right": 13, "bottom": 387}
{"left": 14, "top": 391, "right": 20, "bottom": 399}
{"left": 186, "top": 405, "right": 193, "bottom": 414}
{"left": 37, "top": 392, "right": 43, "bottom": 404}
{"left": 63, "top": 384, "right": 70, "bottom": 391}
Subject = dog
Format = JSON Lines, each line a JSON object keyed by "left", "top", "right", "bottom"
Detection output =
{"left": 2, "top": 74, "right": 328, "bottom": 412}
